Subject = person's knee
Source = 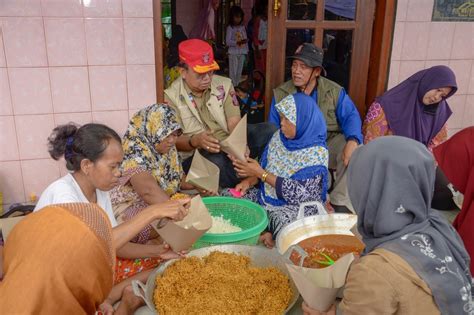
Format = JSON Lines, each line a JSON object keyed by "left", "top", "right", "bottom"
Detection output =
{"left": 327, "top": 135, "right": 346, "bottom": 170}
{"left": 248, "top": 122, "right": 277, "bottom": 154}
{"left": 431, "top": 167, "right": 458, "bottom": 210}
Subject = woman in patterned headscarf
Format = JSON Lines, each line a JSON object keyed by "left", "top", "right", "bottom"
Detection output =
{"left": 111, "top": 104, "right": 196, "bottom": 244}
{"left": 229, "top": 93, "right": 329, "bottom": 247}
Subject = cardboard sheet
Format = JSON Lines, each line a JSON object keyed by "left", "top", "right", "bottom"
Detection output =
{"left": 220, "top": 114, "right": 247, "bottom": 162}
{"left": 153, "top": 195, "right": 212, "bottom": 251}
{"left": 285, "top": 246, "right": 354, "bottom": 312}
{"left": 185, "top": 150, "right": 220, "bottom": 193}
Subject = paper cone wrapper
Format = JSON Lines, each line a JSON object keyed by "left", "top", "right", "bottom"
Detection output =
{"left": 154, "top": 195, "right": 212, "bottom": 251}
{"left": 220, "top": 114, "right": 247, "bottom": 161}
{"left": 185, "top": 150, "right": 220, "bottom": 193}
{"left": 286, "top": 253, "right": 354, "bottom": 312}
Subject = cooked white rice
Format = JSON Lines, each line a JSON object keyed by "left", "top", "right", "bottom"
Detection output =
{"left": 207, "top": 215, "right": 242, "bottom": 234}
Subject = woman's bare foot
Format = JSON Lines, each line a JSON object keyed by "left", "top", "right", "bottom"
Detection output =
{"left": 259, "top": 232, "right": 275, "bottom": 249}
{"left": 98, "top": 299, "right": 115, "bottom": 315}
{"left": 114, "top": 285, "right": 145, "bottom": 315}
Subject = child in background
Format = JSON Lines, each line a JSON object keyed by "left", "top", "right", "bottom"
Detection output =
{"left": 226, "top": 6, "right": 248, "bottom": 87}
{"left": 253, "top": 1, "right": 268, "bottom": 74}
{"left": 235, "top": 86, "right": 258, "bottom": 110}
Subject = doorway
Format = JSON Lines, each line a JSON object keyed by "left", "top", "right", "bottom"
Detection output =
{"left": 266, "top": 0, "right": 376, "bottom": 116}
{"left": 153, "top": 0, "right": 393, "bottom": 118}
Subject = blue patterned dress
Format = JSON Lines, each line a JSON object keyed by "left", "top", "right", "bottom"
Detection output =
{"left": 224, "top": 93, "right": 329, "bottom": 237}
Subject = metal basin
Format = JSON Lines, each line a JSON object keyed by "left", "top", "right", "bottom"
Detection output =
{"left": 276, "top": 213, "right": 358, "bottom": 255}
{"left": 132, "top": 244, "right": 300, "bottom": 314}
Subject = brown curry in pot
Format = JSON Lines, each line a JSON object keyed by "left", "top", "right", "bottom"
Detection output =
{"left": 290, "top": 234, "right": 365, "bottom": 268}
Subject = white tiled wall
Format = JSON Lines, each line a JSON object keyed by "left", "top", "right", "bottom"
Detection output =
{"left": 0, "top": 0, "right": 157, "bottom": 206}
{"left": 388, "top": 0, "right": 474, "bottom": 137}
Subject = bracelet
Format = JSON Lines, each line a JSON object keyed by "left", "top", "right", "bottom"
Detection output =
{"left": 188, "top": 135, "right": 196, "bottom": 149}
{"left": 261, "top": 171, "right": 269, "bottom": 183}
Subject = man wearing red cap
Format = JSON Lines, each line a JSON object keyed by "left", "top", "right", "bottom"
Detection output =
{"left": 165, "top": 39, "right": 276, "bottom": 188}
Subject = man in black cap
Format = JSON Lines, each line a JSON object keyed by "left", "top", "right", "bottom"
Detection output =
{"left": 269, "top": 43, "right": 362, "bottom": 213}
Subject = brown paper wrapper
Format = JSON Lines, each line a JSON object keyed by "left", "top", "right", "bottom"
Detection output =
{"left": 285, "top": 246, "right": 354, "bottom": 312}
{"left": 220, "top": 114, "right": 247, "bottom": 161}
{"left": 185, "top": 150, "right": 220, "bottom": 193}
{"left": 153, "top": 195, "right": 211, "bottom": 252}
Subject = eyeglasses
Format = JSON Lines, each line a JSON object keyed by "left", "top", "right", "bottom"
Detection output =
{"left": 193, "top": 70, "right": 214, "bottom": 81}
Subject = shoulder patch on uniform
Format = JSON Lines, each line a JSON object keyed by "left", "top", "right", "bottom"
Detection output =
{"left": 216, "top": 85, "right": 225, "bottom": 101}
{"left": 231, "top": 91, "right": 239, "bottom": 107}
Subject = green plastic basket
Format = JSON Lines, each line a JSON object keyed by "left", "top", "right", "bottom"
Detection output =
{"left": 193, "top": 196, "right": 268, "bottom": 249}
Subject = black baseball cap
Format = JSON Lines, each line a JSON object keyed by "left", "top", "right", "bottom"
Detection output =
{"left": 288, "top": 43, "right": 325, "bottom": 71}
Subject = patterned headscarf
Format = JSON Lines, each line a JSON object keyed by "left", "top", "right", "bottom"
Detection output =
{"left": 121, "top": 104, "right": 183, "bottom": 195}
{"left": 348, "top": 136, "right": 473, "bottom": 314}
{"left": 260, "top": 93, "right": 328, "bottom": 205}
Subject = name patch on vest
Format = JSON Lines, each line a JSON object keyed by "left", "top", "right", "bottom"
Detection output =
{"left": 187, "top": 94, "right": 197, "bottom": 108}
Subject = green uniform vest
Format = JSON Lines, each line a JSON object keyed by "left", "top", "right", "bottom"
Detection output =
{"left": 273, "top": 76, "right": 342, "bottom": 139}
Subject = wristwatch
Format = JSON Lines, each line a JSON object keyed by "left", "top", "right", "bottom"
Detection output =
{"left": 188, "top": 135, "right": 196, "bottom": 148}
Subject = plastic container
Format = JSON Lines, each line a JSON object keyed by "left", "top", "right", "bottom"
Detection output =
{"left": 193, "top": 196, "right": 268, "bottom": 248}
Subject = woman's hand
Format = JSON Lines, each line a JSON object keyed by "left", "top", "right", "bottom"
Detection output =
{"left": 245, "top": 146, "right": 250, "bottom": 159}
{"left": 195, "top": 186, "right": 218, "bottom": 197}
{"left": 302, "top": 302, "right": 336, "bottom": 315}
{"left": 229, "top": 155, "right": 264, "bottom": 178}
{"left": 235, "top": 178, "right": 256, "bottom": 196}
{"left": 147, "top": 198, "right": 190, "bottom": 221}
{"left": 179, "top": 178, "right": 195, "bottom": 191}
{"left": 342, "top": 139, "right": 358, "bottom": 167}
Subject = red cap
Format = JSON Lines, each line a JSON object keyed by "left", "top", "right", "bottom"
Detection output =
{"left": 178, "top": 39, "right": 220, "bottom": 74}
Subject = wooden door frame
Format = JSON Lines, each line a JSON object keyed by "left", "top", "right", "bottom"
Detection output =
{"left": 266, "top": 0, "right": 396, "bottom": 118}
{"left": 365, "top": 0, "right": 397, "bottom": 116}
{"left": 153, "top": 0, "right": 164, "bottom": 103}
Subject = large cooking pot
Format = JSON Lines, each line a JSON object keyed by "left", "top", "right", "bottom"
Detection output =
{"left": 276, "top": 201, "right": 358, "bottom": 255}
{"left": 132, "top": 245, "right": 300, "bottom": 314}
